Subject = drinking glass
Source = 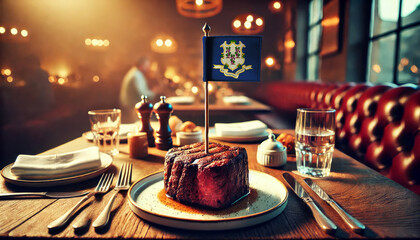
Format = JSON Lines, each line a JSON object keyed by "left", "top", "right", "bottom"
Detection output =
{"left": 88, "top": 109, "right": 121, "bottom": 156}
{"left": 295, "top": 108, "right": 336, "bottom": 177}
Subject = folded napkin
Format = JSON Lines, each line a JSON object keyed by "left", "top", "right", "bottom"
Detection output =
{"left": 215, "top": 120, "right": 267, "bottom": 137}
{"left": 223, "top": 96, "right": 251, "bottom": 105}
{"left": 11, "top": 146, "right": 102, "bottom": 179}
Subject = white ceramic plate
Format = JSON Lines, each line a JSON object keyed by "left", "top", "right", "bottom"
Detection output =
{"left": 1, "top": 153, "right": 113, "bottom": 187}
{"left": 166, "top": 96, "right": 195, "bottom": 105}
{"left": 128, "top": 170, "right": 288, "bottom": 231}
{"left": 209, "top": 128, "right": 269, "bottom": 142}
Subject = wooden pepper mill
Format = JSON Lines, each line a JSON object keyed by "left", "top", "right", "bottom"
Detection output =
{"left": 153, "top": 96, "right": 173, "bottom": 150}
{"left": 135, "top": 95, "right": 155, "bottom": 147}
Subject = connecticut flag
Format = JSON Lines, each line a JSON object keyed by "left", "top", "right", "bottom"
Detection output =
{"left": 203, "top": 36, "right": 262, "bottom": 82}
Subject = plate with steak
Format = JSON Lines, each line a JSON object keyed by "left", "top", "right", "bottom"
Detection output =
{"left": 128, "top": 143, "right": 288, "bottom": 230}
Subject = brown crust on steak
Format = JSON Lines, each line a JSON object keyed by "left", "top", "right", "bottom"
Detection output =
{"left": 164, "top": 142, "right": 249, "bottom": 209}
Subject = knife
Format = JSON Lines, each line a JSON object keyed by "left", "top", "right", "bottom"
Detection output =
{"left": 0, "top": 191, "right": 89, "bottom": 199}
{"left": 304, "top": 178, "right": 366, "bottom": 233}
{"left": 282, "top": 173, "right": 337, "bottom": 234}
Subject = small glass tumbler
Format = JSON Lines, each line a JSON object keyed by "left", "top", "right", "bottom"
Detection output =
{"left": 295, "top": 108, "right": 336, "bottom": 177}
{"left": 88, "top": 109, "right": 121, "bottom": 156}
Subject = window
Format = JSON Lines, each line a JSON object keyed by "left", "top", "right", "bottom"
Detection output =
{"left": 368, "top": 0, "right": 420, "bottom": 84}
{"left": 307, "top": 0, "right": 323, "bottom": 80}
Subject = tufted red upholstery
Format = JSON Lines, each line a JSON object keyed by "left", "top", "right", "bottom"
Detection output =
{"left": 253, "top": 81, "right": 420, "bottom": 194}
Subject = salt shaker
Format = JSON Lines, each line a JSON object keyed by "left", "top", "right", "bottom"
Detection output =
{"left": 153, "top": 96, "right": 173, "bottom": 150}
{"left": 135, "top": 95, "right": 155, "bottom": 147}
{"left": 257, "top": 133, "right": 287, "bottom": 167}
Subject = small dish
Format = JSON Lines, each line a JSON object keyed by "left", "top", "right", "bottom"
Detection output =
{"left": 257, "top": 133, "right": 287, "bottom": 167}
{"left": 176, "top": 131, "right": 203, "bottom": 146}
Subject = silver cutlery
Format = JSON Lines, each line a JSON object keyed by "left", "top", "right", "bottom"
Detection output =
{"left": 0, "top": 191, "right": 88, "bottom": 199}
{"left": 282, "top": 172, "right": 337, "bottom": 234}
{"left": 304, "top": 178, "right": 365, "bottom": 233}
{"left": 93, "top": 163, "right": 132, "bottom": 229}
{"left": 48, "top": 172, "right": 114, "bottom": 230}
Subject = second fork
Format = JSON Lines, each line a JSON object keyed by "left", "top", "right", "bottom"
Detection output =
{"left": 48, "top": 172, "right": 114, "bottom": 230}
{"left": 93, "top": 163, "right": 132, "bottom": 229}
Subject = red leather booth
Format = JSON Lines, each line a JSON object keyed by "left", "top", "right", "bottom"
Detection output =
{"left": 253, "top": 81, "right": 420, "bottom": 194}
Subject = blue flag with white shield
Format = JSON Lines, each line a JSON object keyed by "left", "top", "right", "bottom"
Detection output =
{"left": 203, "top": 36, "right": 262, "bottom": 82}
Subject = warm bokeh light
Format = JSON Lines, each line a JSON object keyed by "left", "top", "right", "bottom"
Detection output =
{"left": 104, "top": 40, "right": 110, "bottom": 46}
{"left": 48, "top": 76, "right": 56, "bottom": 83}
{"left": 93, "top": 75, "right": 100, "bottom": 82}
{"left": 10, "top": 28, "right": 18, "bottom": 35}
{"left": 244, "top": 21, "right": 251, "bottom": 29}
{"left": 184, "top": 81, "right": 193, "bottom": 89}
{"left": 398, "top": 64, "right": 404, "bottom": 71}
{"left": 400, "top": 58, "right": 409, "bottom": 66}
{"left": 233, "top": 20, "right": 241, "bottom": 28}
{"left": 208, "top": 83, "right": 214, "bottom": 92}
{"left": 322, "top": 17, "right": 340, "bottom": 27}
{"left": 232, "top": 13, "right": 264, "bottom": 34}
{"left": 372, "top": 64, "right": 381, "bottom": 73}
{"left": 97, "top": 40, "right": 104, "bottom": 46}
{"left": 165, "top": 67, "right": 177, "bottom": 79}
{"left": 85, "top": 38, "right": 92, "bottom": 45}
{"left": 57, "top": 78, "right": 65, "bottom": 85}
{"left": 165, "top": 39, "right": 172, "bottom": 47}
{"left": 21, "top": 29, "right": 28, "bottom": 37}
{"left": 177, "top": 0, "right": 222, "bottom": 18}
{"left": 191, "top": 86, "right": 199, "bottom": 94}
{"left": 92, "top": 39, "right": 98, "bottom": 46}
{"left": 246, "top": 15, "right": 254, "bottom": 22}
{"left": 3, "top": 68, "right": 12, "bottom": 76}
{"left": 265, "top": 57, "right": 275, "bottom": 67}
{"left": 285, "top": 40, "right": 295, "bottom": 48}
{"left": 0, "top": 27, "right": 5, "bottom": 34}
{"left": 7, "top": 76, "right": 13, "bottom": 83}
{"left": 411, "top": 65, "right": 418, "bottom": 73}
{"left": 156, "top": 39, "right": 163, "bottom": 47}
{"left": 172, "top": 75, "right": 180, "bottom": 83}
{"left": 273, "top": 1, "right": 281, "bottom": 9}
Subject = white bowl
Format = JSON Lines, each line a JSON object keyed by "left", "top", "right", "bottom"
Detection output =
{"left": 176, "top": 131, "right": 203, "bottom": 146}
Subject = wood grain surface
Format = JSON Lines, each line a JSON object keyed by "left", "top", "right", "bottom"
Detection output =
{"left": 1, "top": 129, "right": 419, "bottom": 239}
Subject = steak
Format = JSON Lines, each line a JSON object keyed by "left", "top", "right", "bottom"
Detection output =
{"left": 164, "top": 142, "right": 249, "bottom": 209}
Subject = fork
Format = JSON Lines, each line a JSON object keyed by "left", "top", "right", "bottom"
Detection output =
{"left": 47, "top": 173, "right": 114, "bottom": 230}
{"left": 92, "top": 163, "right": 132, "bottom": 228}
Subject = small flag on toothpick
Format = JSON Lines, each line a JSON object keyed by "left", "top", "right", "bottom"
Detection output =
{"left": 203, "top": 35, "right": 262, "bottom": 82}
{"left": 202, "top": 23, "right": 262, "bottom": 153}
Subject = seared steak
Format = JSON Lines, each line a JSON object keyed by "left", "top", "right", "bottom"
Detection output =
{"left": 164, "top": 142, "right": 249, "bottom": 209}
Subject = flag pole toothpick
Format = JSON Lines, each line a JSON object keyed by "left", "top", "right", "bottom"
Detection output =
{"left": 203, "top": 23, "right": 210, "bottom": 154}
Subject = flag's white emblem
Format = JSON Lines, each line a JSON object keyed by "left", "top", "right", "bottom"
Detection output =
{"left": 213, "top": 40, "right": 252, "bottom": 79}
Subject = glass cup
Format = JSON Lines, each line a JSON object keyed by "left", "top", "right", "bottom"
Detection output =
{"left": 88, "top": 109, "right": 121, "bottom": 156}
{"left": 295, "top": 108, "right": 336, "bottom": 177}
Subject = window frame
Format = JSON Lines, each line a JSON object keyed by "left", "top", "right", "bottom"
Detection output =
{"left": 367, "top": 0, "right": 420, "bottom": 84}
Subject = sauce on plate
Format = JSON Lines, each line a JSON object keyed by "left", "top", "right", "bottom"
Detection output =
{"left": 157, "top": 187, "right": 258, "bottom": 215}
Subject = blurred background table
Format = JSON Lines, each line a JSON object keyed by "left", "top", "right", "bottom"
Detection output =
{"left": 170, "top": 97, "right": 272, "bottom": 126}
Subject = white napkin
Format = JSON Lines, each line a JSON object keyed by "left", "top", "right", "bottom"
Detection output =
{"left": 215, "top": 120, "right": 267, "bottom": 137}
{"left": 223, "top": 96, "right": 250, "bottom": 105}
{"left": 11, "top": 146, "right": 102, "bottom": 179}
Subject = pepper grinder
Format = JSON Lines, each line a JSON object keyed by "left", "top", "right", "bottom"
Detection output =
{"left": 135, "top": 95, "right": 155, "bottom": 147}
{"left": 153, "top": 96, "right": 173, "bottom": 150}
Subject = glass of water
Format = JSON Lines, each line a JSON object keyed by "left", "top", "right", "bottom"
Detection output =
{"left": 88, "top": 109, "right": 121, "bottom": 156}
{"left": 295, "top": 108, "right": 336, "bottom": 177}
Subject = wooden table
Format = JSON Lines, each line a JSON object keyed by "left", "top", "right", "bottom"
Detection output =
{"left": 1, "top": 129, "right": 420, "bottom": 239}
